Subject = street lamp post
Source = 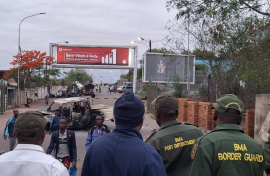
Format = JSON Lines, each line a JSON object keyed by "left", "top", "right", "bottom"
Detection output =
{"left": 17, "top": 12, "right": 46, "bottom": 106}
{"left": 137, "top": 37, "right": 151, "bottom": 52}
{"left": 47, "top": 41, "right": 68, "bottom": 93}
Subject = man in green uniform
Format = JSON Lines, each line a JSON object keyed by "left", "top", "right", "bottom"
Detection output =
{"left": 146, "top": 94, "right": 203, "bottom": 176}
{"left": 264, "top": 136, "right": 270, "bottom": 175}
{"left": 189, "top": 94, "right": 264, "bottom": 176}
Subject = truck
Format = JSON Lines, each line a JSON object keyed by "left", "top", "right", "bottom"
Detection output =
{"left": 84, "top": 82, "right": 95, "bottom": 98}
{"left": 66, "top": 81, "right": 84, "bottom": 97}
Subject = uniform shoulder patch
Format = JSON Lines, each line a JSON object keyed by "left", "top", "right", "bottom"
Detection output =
{"left": 191, "top": 143, "right": 199, "bottom": 159}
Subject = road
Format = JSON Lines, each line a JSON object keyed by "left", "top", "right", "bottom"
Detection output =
{"left": 0, "top": 86, "right": 158, "bottom": 175}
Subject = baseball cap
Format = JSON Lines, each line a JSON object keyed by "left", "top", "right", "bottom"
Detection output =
{"left": 212, "top": 94, "right": 244, "bottom": 118}
{"left": 14, "top": 111, "right": 47, "bottom": 141}
{"left": 152, "top": 94, "right": 178, "bottom": 117}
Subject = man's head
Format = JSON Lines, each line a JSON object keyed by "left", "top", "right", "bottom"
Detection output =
{"left": 96, "top": 115, "right": 104, "bottom": 127}
{"left": 152, "top": 94, "right": 178, "bottom": 126}
{"left": 114, "top": 91, "right": 145, "bottom": 131}
{"left": 55, "top": 109, "right": 61, "bottom": 117}
{"left": 13, "top": 109, "right": 19, "bottom": 117}
{"left": 59, "top": 118, "right": 67, "bottom": 131}
{"left": 212, "top": 94, "right": 244, "bottom": 127}
{"left": 13, "top": 111, "right": 47, "bottom": 145}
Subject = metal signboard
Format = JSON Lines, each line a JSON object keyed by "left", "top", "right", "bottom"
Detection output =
{"left": 143, "top": 53, "right": 195, "bottom": 84}
{"left": 57, "top": 46, "right": 129, "bottom": 66}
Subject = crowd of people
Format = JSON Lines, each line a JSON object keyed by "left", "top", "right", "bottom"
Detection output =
{"left": 1, "top": 92, "right": 270, "bottom": 176}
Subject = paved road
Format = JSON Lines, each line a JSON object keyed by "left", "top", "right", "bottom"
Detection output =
{"left": 0, "top": 86, "right": 158, "bottom": 175}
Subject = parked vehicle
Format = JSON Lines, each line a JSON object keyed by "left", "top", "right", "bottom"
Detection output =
{"left": 122, "top": 86, "right": 133, "bottom": 93}
{"left": 66, "top": 81, "right": 84, "bottom": 97}
{"left": 43, "top": 97, "right": 114, "bottom": 130}
{"left": 117, "top": 86, "right": 124, "bottom": 93}
{"left": 84, "top": 82, "right": 95, "bottom": 98}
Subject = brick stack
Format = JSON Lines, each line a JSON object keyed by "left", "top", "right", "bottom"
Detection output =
{"left": 244, "top": 109, "right": 255, "bottom": 138}
{"left": 198, "top": 102, "right": 214, "bottom": 130}
{"left": 177, "top": 98, "right": 189, "bottom": 122}
{"left": 186, "top": 101, "right": 199, "bottom": 125}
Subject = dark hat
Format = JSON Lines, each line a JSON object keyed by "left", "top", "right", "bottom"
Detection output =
{"left": 114, "top": 91, "right": 145, "bottom": 128}
{"left": 212, "top": 94, "right": 244, "bottom": 118}
{"left": 14, "top": 111, "right": 47, "bottom": 141}
{"left": 152, "top": 94, "right": 178, "bottom": 116}
{"left": 55, "top": 109, "right": 61, "bottom": 112}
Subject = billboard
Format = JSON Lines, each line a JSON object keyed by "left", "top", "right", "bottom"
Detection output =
{"left": 143, "top": 53, "right": 195, "bottom": 84}
{"left": 57, "top": 46, "right": 129, "bottom": 65}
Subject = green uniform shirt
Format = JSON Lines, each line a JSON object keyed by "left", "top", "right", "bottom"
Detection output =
{"left": 263, "top": 136, "right": 270, "bottom": 175}
{"left": 190, "top": 124, "right": 264, "bottom": 176}
{"left": 146, "top": 120, "right": 203, "bottom": 176}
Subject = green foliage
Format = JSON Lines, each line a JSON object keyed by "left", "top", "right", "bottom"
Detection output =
{"left": 61, "top": 79, "right": 66, "bottom": 86}
{"left": 198, "top": 85, "right": 208, "bottom": 99}
{"left": 64, "top": 68, "right": 93, "bottom": 85}
{"left": 149, "top": 47, "right": 177, "bottom": 54}
{"left": 166, "top": 0, "right": 269, "bottom": 38}
{"left": 171, "top": 74, "right": 184, "bottom": 98}
{"left": 165, "top": 0, "right": 270, "bottom": 108}
{"left": 195, "top": 63, "right": 207, "bottom": 71}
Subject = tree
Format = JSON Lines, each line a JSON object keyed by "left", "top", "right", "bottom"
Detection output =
{"left": 164, "top": 0, "right": 270, "bottom": 108}
{"left": 171, "top": 74, "right": 184, "bottom": 98}
{"left": 166, "top": 0, "right": 270, "bottom": 38}
{"left": 64, "top": 68, "right": 93, "bottom": 85}
{"left": 3, "top": 50, "right": 60, "bottom": 87}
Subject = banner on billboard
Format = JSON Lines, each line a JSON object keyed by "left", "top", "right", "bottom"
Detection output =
{"left": 57, "top": 46, "right": 129, "bottom": 65}
{"left": 143, "top": 53, "right": 195, "bottom": 84}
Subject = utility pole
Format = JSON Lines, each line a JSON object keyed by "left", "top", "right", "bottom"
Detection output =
{"left": 187, "top": 18, "right": 190, "bottom": 95}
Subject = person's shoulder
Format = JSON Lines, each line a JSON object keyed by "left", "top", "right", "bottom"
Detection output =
{"left": 0, "top": 151, "right": 14, "bottom": 160}
{"left": 139, "top": 139, "right": 163, "bottom": 159}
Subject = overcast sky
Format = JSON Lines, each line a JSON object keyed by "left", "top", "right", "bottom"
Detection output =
{"left": 0, "top": 0, "right": 177, "bottom": 83}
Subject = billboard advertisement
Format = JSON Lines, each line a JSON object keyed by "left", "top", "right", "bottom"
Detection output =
{"left": 143, "top": 53, "right": 195, "bottom": 84}
{"left": 57, "top": 46, "right": 129, "bottom": 65}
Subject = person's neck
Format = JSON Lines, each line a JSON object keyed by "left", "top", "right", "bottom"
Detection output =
{"left": 60, "top": 128, "right": 66, "bottom": 135}
{"left": 160, "top": 117, "right": 176, "bottom": 125}
{"left": 97, "top": 125, "right": 103, "bottom": 129}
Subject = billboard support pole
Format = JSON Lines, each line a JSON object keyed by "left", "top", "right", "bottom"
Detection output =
{"left": 133, "top": 46, "right": 138, "bottom": 93}
{"left": 187, "top": 18, "right": 190, "bottom": 95}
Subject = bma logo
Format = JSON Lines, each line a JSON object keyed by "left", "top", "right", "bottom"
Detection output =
{"left": 122, "top": 60, "right": 126, "bottom": 64}
{"left": 59, "top": 48, "right": 62, "bottom": 51}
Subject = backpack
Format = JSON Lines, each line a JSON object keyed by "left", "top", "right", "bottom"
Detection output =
{"left": 89, "top": 125, "right": 110, "bottom": 139}
{"left": 54, "top": 130, "right": 72, "bottom": 156}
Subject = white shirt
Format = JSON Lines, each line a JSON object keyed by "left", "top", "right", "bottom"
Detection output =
{"left": 0, "top": 144, "right": 69, "bottom": 176}
{"left": 57, "top": 130, "right": 69, "bottom": 158}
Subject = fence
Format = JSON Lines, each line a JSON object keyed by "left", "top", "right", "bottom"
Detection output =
{"left": 26, "top": 85, "right": 66, "bottom": 101}
{"left": 147, "top": 85, "right": 157, "bottom": 113}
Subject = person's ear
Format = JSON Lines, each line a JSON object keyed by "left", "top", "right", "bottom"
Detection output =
{"left": 155, "top": 111, "right": 160, "bottom": 119}
{"left": 237, "top": 117, "right": 242, "bottom": 125}
{"left": 13, "top": 131, "right": 17, "bottom": 138}
{"left": 41, "top": 130, "right": 46, "bottom": 139}
{"left": 213, "top": 111, "right": 218, "bottom": 121}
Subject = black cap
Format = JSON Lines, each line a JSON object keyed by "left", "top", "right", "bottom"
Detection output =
{"left": 152, "top": 94, "right": 178, "bottom": 117}
{"left": 14, "top": 111, "right": 47, "bottom": 141}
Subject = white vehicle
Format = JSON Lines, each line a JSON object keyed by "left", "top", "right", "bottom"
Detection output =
{"left": 122, "top": 86, "right": 133, "bottom": 93}
{"left": 117, "top": 86, "right": 124, "bottom": 93}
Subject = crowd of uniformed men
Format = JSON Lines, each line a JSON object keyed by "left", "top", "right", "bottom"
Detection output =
{"left": 1, "top": 92, "right": 270, "bottom": 176}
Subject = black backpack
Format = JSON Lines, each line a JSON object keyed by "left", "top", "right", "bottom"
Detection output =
{"left": 89, "top": 125, "right": 110, "bottom": 139}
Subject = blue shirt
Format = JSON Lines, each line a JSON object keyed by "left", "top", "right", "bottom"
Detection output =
{"left": 85, "top": 125, "right": 109, "bottom": 151}
{"left": 81, "top": 125, "right": 167, "bottom": 176}
{"left": 49, "top": 115, "right": 65, "bottom": 131}
{"left": 4, "top": 116, "right": 18, "bottom": 137}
